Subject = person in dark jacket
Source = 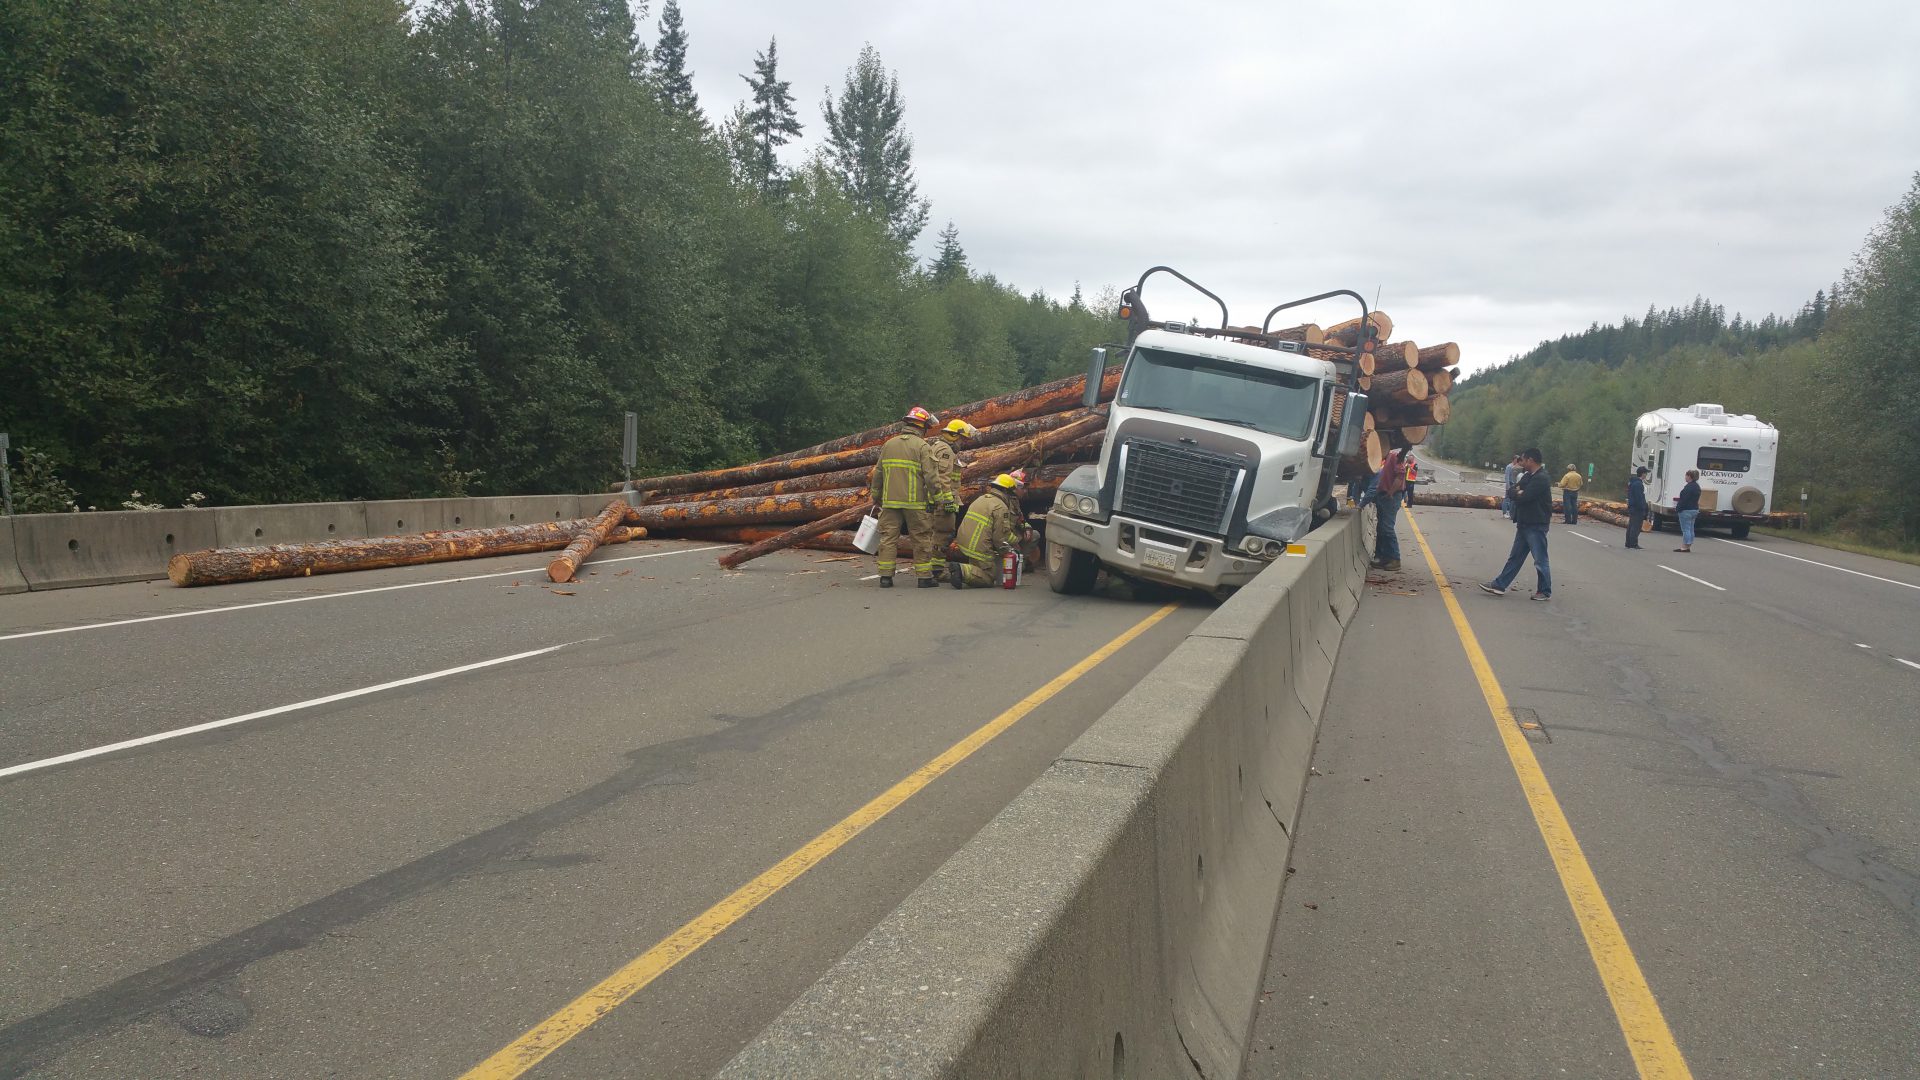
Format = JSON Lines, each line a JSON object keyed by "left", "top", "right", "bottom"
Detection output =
{"left": 1359, "top": 447, "right": 1407, "bottom": 571}
{"left": 1479, "top": 448, "right": 1553, "bottom": 600}
{"left": 1674, "top": 469, "right": 1702, "bottom": 552}
{"left": 1624, "top": 465, "right": 1649, "bottom": 549}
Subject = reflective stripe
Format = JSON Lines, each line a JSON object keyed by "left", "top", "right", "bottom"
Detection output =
{"left": 957, "top": 509, "right": 996, "bottom": 561}
{"left": 878, "top": 456, "right": 923, "bottom": 508}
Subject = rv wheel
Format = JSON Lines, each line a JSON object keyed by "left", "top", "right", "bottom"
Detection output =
{"left": 1731, "top": 523, "right": 1751, "bottom": 540}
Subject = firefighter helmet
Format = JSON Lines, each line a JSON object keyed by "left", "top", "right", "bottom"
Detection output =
{"left": 903, "top": 406, "right": 935, "bottom": 426}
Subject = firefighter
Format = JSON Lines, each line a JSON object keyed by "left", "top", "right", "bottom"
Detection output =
{"left": 927, "top": 419, "right": 978, "bottom": 578}
{"left": 948, "top": 471, "right": 1030, "bottom": 589}
{"left": 867, "top": 406, "right": 942, "bottom": 588}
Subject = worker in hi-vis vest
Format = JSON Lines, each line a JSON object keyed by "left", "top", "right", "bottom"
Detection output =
{"left": 926, "top": 419, "right": 977, "bottom": 579}
{"left": 1558, "top": 462, "right": 1584, "bottom": 524}
{"left": 867, "top": 406, "right": 942, "bottom": 588}
{"left": 948, "top": 471, "right": 1028, "bottom": 589}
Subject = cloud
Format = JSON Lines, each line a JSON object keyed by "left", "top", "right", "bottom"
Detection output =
{"left": 674, "top": 0, "right": 1920, "bottom": 373}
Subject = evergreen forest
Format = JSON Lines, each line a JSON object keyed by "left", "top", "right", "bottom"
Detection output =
{"left": 1, "top": 0, "right": 1119, "bottom": 512}
{"left": 1435, "top": 174, "right": 1920, "bottom": 549}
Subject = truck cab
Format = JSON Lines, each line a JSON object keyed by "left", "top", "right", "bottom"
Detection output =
{"left": 1044, "top": 269, "right": 1373, "bottom": 597}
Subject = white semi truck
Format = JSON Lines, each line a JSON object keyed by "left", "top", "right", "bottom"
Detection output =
{"left": 1044, "top": 267, "right": 1375, "bottom": 598}
{"left": 1632, "top": 403, "right": 1780, "bottom": 539}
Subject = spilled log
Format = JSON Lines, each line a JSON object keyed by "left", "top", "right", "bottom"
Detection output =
{"left": 548, "top": 498, "right": 628, "bottom": 584}
{"left": 168, "top": 520, "right": 646, "bottom": 588}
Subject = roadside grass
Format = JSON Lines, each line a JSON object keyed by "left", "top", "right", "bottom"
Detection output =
{"left": 1752, "top": 527, "right": 1920, "bottom": 567}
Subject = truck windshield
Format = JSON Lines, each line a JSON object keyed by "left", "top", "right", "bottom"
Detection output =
{"left": 1118, "top": 348, "right": 1319, "bottom": 440}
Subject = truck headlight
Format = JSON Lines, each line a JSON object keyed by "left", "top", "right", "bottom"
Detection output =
{"left": 1240, "top": 535, "right": 1264, "bottom": 555}
{"left": 1077, "top": 495, "right": 1097, "bottom": 516}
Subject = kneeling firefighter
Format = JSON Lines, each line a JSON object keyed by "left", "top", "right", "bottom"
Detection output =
{"left": 948, "top": 471, "right": 1032, "bottom": 589}
{"left": 869, "top": 405, "right": 942, "bottom": 588}
{"left": 927, "top": 419, "right": 977, "bottom": 580}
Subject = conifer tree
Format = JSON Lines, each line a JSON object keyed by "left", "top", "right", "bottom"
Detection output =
{"left": 650, "top": 0, "right": 700, "bottom": 124}
{"left": 821, "top": 44, "right": 929, "bottom": 246}
{"left": 732, "top": 37, "right": 802, "bottom": 196}
{"left": 929, "top": 221, "right": 967, "bottom": 284}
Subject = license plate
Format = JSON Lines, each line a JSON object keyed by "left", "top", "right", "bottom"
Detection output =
{"left": 1140, "top": 545, "right": 1180, "bottom": 573}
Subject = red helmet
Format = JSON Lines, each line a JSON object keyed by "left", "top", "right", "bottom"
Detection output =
{"left": 903, "top": 406, "right": 935, "bottom": 426}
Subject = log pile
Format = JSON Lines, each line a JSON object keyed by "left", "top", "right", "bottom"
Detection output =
{"left": 1318, "top": 309, "right": 1461, "bottom": 478}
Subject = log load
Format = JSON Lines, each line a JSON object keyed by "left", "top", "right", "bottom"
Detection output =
{"left": 549, "top": 498, "right": 629, "bottom": 583}
{"left": 1412, "top": 493, "right": 1501, "bottom": 510}
{"left": 1427, "top": 368, "right": 1454, "bottom": 395}
{"left": 1370, "top": 393, "right": 1450, "bottom": 427}
{"left": 168, "top": 521, "right": 647, "bottom": 588}
{"left": 1356, "top": 340, "right": 1419, "bottom": 374}
{"left": 716, "top": 410, "right": 1107, "bottom": 569}
{"left": 755, "top": 366, "right": 1122, "bottom": 464}
{"left": 1269, "top": 323, "right": 1326, "bottom": 345}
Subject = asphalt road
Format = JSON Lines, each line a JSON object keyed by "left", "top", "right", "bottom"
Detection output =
{"left": 0, "top": 542, "right": 1205, "bottom": 1078}
{"left": 1249, "top": 501, "right": 1920, "bottom": 1078}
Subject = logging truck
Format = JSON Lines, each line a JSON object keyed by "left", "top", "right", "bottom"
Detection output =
{"left": 1043, "top": 267, "right": 1374, "bottom": 598}
{"left": 1632, "top": 403, "right": 1779, "bottom": 539}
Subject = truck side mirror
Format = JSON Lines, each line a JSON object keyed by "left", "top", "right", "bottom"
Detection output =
{"left": 1084, "top": 348, "right": 1107, "bottom": 408}
{"left": 1337, "top": 391, "right": 1369, "bottom": 456}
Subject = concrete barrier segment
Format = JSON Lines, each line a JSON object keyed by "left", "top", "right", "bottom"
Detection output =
{"left": 720, "top": 509, "right": 1372, "bottom": 1079}
{"left": 211, "top": 502, "right": 371, "bottom": 549}
{"left": 12, "top": 509, "right": 219, "bottom": 590}
{"left": 0, "top": 517, "right": 27, "bottom": 595}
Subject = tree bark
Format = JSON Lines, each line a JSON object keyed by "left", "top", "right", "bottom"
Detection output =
{"left": 625, "top": 488, "right": 872, "bottom": 531}
{"left": 1415, "top": 342, "right": 1461, "bottom": 370}
{"left": 1371, "top": 392, "right": 1449, "bottom": 427}
{"left": 169, "top": 520, "right": 646, "bottom": 588}
{"left": 1269, "top": 323, "right": 1325, "bottom": 345}
{"left": 1413, "top": 493, "right": 1501, "bottom": 510}
{"left": 1322, "top": 310, "right": 1394, "bottom": 346}
{"left": 1361, "top": 340, "right": 1419, "bottom": 373}
{"left": 548, "top": 498, "right": 628, "bottom": 583}
{"left": 1368, "top": 367, "right": 1430, "bottom": 404}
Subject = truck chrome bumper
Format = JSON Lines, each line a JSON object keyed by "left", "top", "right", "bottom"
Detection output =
{"left": 1044, "top": 512, "right": 1270, "bottom": 590}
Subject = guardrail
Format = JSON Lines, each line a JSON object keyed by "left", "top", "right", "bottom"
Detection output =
{"left": 719, "top": 507, "right": 1373, "bottom": 1080}
{"left": 0, "top": 494, "right": 615, "bottom": 592}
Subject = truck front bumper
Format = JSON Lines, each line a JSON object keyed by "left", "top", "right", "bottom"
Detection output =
{"left": 1044, "top": 512, "right": 1272, "bottom": 591}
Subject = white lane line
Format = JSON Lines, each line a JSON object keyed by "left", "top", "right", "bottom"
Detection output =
{"left": 1899, "top": 659, "right": 1920, "bottom": 672}
{"left": 1568, "top": 530, "right": 1605, "bottom": 545}
{"left": 0, "top": 641, "right": 583, "bottom": 780}
{"left": 1659, "top": 564, "right": 1727, "bottom": 592}
{"left": 1711, "top": 537, "right": 1920, "bottom": 592}
{"left": 1856, "top": 643, "right": 1873, "bottom": 648}
{"left": 0, "top": 546, "right": 726, "bottom": 643}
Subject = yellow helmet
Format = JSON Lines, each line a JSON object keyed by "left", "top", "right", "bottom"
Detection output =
{"left": 942, "top": 419, "right": 979, "bottom": 439}
{"left": 992, "top": 470, "right": 1026, "bottom": 491}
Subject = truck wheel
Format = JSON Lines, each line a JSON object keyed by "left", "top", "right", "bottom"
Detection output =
{"left": 1046, "top": 540, "right": 1099, "bottom": 595}
{"left": 1731, "top": 523, "right": 1751, "bottom": 540}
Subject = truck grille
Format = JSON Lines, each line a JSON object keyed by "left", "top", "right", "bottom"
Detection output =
{"left": 1116, "top": 439, "right": 1244, "bottom": 535}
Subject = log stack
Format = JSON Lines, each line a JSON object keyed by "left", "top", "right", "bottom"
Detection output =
{"left": 1326, "top": 309, "right": 1461, "bottom": 477}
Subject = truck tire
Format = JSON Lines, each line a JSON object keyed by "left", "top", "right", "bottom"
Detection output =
{"left": 1731, "top": 523, "right": 1751, "bottom": 539}
{"left": 1046, "top": 539, "right": 1099, "bottom": 595}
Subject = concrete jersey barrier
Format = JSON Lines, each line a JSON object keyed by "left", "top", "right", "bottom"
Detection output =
{"left": 0, "top": 518, "right": 27, "bottom": 595}
{"left": 718, "top": 508, "right": 1373, "bottom": 1080}
{"left": 3, "top": 494, "right": 613, "bottom": 592}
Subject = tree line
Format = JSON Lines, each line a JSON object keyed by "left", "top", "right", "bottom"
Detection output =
{"left": 0, "top": 0, "right": 1120, "bottom": 511}
{"left": 1435, "top": 173, "right": 1920, "bottom": 548}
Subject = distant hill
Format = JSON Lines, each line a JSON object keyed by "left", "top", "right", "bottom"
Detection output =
{"left": 1433, "top": 173, "right": 1919, "bottom": 548}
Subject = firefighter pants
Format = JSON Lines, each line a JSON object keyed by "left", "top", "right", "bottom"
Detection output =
{"left": 876, "top": 507, "right": 936, "bottom": 579}
{"left": 928, "top": 509, "right": 958, "bottom": 575}
{"left": 958, "top": 553, "right": 1001, "bottom": 588}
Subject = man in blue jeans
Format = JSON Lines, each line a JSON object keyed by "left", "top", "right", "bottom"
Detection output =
{"left": 1359, "top": 447, "right": 1407, "bottom": 571}
{"left": 1479, "top": 447, "right": 1552, "bottom": 600}
{"left": 1674, "top": 469, "right": 1702, "bottom": 552}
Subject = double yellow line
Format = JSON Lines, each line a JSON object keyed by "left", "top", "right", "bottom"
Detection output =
{"left": 1405, "top": 511, "right": 1693, "bottom": 1079}
{"left": 462, "top": 602, "right": 1181, "bottom": 1079}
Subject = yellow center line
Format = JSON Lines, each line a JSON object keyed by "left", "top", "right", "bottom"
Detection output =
{"left": 1404, "top": 510, "right": 1692, "bottom": 1079}
{"left": 461, "top": 602, "right": 1183, "bottom": 1079}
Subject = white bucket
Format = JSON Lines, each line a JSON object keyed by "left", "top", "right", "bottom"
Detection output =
{"left": 852, "top": 514, "right": 881, "bottom": 554}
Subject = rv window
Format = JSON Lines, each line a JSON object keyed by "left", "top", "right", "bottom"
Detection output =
{"left": 1656, "top": 450, "right": 1665, "bottom": 479}
{"left": 1698, "top": 447, "right": 1751, "bottom": 473}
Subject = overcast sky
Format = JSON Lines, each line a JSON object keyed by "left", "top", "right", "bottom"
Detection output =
{"left": 672, "top": 0, "right": 1919, "bottom": 374}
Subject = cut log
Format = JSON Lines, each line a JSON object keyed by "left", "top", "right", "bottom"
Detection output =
{"left": 1415, "top": 342, "right": 1461, "bottom": 370}
{"left": 1384, "top": 424, "right": 1430, "bottom": 445}
{"left": 756, "top": 367, "right": 1122, "bottom": 464}
{"left": 718, "top": 410, "right": 1108, "bottom": 569}
{"left": 1322, "top": 310, "right": 1394, "bottom": 347}
{"left": 624, "top": 410, "right": 1093, "bottom": 497}
{"left": 1363, "top": 340, "right": 1419, "bottom": 373}
{"left": 1367, "top": 368, "right": 1430, "bottom": 404}
{"left": 548, "top": 498, "right": 628, "bottom": 583}
{"left": 1413, "top": 493, "right": 1501, "bottom": 510}
{"left": 1269, "top": 323, "right": 1326, "bottom": 345}
{"left": 1427, "top": 368, "right": 1454, "bottom": 394}
{"left": 168, "top": 520, "right": 646, "bottom": 588}
{"left": 1371, "top": 392, "right": 1449, "bottom": 427}
{"left": 626, "top": 488, "right": 872, "bottom": 531}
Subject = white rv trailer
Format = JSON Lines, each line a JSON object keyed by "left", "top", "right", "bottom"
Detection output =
{"left": 1631, "top": 403, "right": 1779, "bottom": 539}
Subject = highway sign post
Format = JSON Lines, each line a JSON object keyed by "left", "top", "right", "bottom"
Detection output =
{"left": 1, "top": 432, "right": 12, "bottom": 516}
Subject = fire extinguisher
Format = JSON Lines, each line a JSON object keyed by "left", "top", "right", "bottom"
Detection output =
{"left": 1000, "top": 547, "right": 1021, "bottom": 589}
